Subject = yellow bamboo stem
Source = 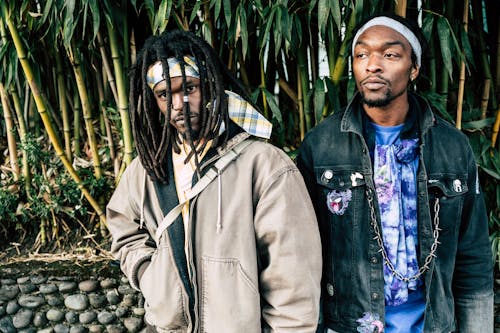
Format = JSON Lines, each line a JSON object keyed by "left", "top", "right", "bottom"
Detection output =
{"left": 0, "top": 83, "right": 20, "bottom": 180}
{"left": 96, "top": 31, "right": 119, "bottom": 105}
{"left": 395, "top": 0, "right": 408, "bottom": 17}
{"left": 67, "top": 42, "right": 103, "bottom": 179}
{"left": 297, "top": 67, "right": 305, "bottom": 140}
{"left": 480, "top": 79, "right": 490, "bottom": 119}
{"left": 456, "top": 0, "right": 469, "bottom": 130}
{"left": 492, "top": 106, "right": 500, "bottom": 148}
{"left": 1, "top": 3, "right": 106, "bottom": 225}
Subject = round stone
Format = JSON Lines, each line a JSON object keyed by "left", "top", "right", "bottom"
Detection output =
{"left": 106, "top": 290, "right": 121, "bottom": 305}
{"left": 39, "top": 284, "right": 58, "bottom": 294}
{"left": 37, "top": 328, "right": 54, "bottom": 333}
{"left": 79, "top": 310, "right": 97, "bottom": 324}
{"left": 18, "top": 283, "right": 36, "bottom": 294}
{"left": 46, "top": 295, "right": 63, "bottom": 306}
{"left": 79, "top": 280, "right": 99, "bottom": 293}
{"left": 124, "top": 317, "right": 143, "bottom": 332}
{"left": 100, "top": 279, "right": 117, "bottom": 289}
{"left": 0, "top": 285, "right": 20, "bottom": 301}
{"left": 16, "top": 277, "right": 30, "bottom": 284}
{"left": 70, "top": 325, "right": 88, "bottom": 333}
{"left": 0, "top": 316, "right": 16, "bottom": 333}
{"left": 88, "top": 294, "right": 107, "bottom": 308}
{"left": 18, "top": 295, "right": 45, "bottom": 308}
{"left": 132, "top": 307, "right": 145, "bottom": 316}
{"left": 65, "top": 311, "right": 78, "bottom": 324}
{"left": 121, "top": 294, "right": 136, "bottom": 307}
{"left": 18, "top": 328, "right": 36, "bottom": 333}
{"left": 33, "top": 311, "right": 48, "bottom": 327}
{"left": 64, "top": 294, "right": 89, "bottom": 311}
{"left": 97, "top": 311, "right": 116, "bottom": 325}
{"left": 30, "top": 275, "right": 47, "bottom": 285}
{"left": 0, "top": 279, "right": 16, "bottom": 285}
{"left": 120, "top": 277, "right": 129, "bottom": 284}
{"left": 117, "top": 285, "right": 135, "bottom": 295}
{"left": 6, "top": 300, "right": 20, "bottom": 314}
{"left": 105, "top": 325, "right": 125, "bottom": 333}
{"left": 58, "top": 282, "right": 77, "bottom": 293}
{"left": 54, "top": 323, "right": 70, "bottom": 333}
{"left": 115, "top": 306, "right": 129, "bottom": 318}
{"left": 88, "top": 324, "right": 103, "bottom": 333}
{"left": 12, "top": 308, "right": 34, "bottom": 329}
{"left": 46, "top": 308, "right": 65, "bottom": 322}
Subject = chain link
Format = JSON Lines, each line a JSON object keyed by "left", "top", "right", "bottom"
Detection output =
{"left": 366, "top": 188, "right": 441, "bottom": 283}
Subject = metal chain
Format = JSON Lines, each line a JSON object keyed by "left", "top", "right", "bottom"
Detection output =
{"left": 366, "top": 188, "right": 441, "bottom": 283}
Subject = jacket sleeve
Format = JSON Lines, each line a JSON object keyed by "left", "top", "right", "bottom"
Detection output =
{"left": 254, "top": 153, "right": 322, "bottom": 332}
{"left": 106, "top": 160, "right": 155, "bottom": 291}
{"left": 453, "top": 145, "right": 493, "bottom": 331}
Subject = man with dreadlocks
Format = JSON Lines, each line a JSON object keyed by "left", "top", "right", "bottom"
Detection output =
{"left": 106, "top": 30, "right": 322, "bottom": 332}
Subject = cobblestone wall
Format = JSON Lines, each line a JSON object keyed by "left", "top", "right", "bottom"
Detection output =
{"left": 0, "top": 271, "right": 146, "bottom": 333}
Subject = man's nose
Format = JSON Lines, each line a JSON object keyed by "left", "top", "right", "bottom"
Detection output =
{"left": 366, "top": 55, "right": 383, "bottom": 73}
{"left": 171, "top": 93, "right": 186, "bottom": 110}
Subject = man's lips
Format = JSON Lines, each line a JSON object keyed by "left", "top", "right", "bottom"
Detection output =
{"left": 361, "top": 77, "right": 388, "bottom": 90}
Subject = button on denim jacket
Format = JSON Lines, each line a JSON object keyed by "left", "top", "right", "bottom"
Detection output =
{"left": 297, "top": 93, "right": 493, "bottom": 333}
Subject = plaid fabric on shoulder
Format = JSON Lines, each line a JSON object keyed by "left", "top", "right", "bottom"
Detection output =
{"left": 226, "top": 90, "right": 272, "bottom": 139}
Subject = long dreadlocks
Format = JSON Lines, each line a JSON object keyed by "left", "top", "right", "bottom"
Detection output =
{"left": 129, "top": 30, "right": 251, "bottom": 183}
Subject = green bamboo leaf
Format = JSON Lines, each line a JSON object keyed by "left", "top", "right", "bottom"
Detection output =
{"left": 318, "top": 0, "right": 328, "bottom": 35}
{"left": 214, "top": 0, "right": 222, "bottom": 22}
{"left": 250, "top": 88, "right": 261, "bottom": 104}
{"left": 41, "top": 0, "right": 55, "bottom": 24}
{"left": 460, "top": 28, "right": 475, "bottom": 70}
{"left": 330, "top": 0, "right": 340, "bottom": 31}
{"left": 263, "top": 88, "right": 283, "bottom": 127}
{"left": 421, "top": 13, "right": 434, "bottom": 42}
{"left": 62, "top": 1, "right": 78, "bottom": 47}
{"left": 313, "top": 78, "right": 326, "bottom": 124}
{"left": 238, "top": 5, "right": 248, "bottom": 58}
{"left": 89, "top": 0, "right": 100, "bottom": 41}
{"left": 462, "top": 117, "right": 495, "bottom": 130}
{"left": 262, "top": 7, "right": 276, "bottom": 52}
{"left": 437, "top": 16, "right": 453, "bottom": 80}
{"left": 223, "top": 0, "right": 231, "bottom": 27}
{"left": 189, "top": 1, "right": 201, "bottom": 24}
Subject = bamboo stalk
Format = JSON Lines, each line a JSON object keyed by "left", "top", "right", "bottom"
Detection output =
{"left": 0, "top": 83, "right": 20, "bottom": 181}
{"left": 1, "top": 2, "right": 106, "bottom": 225}
{"left": 73, "top": 93, "right": 82, "bottom": 157}
{"left": 55, "top": 52, "right": 72, "bottom": 160}
{"left": 492, "top": 106, "right": 500, "bottom": 148}
{"left": 106, "top": 20, "right": 134, "bottom": 166}
{"left": 481, "top": 79, "right": 491, "bottom": 119}
{"left": 260, "top": 58, "right": 269, "bottom": 119}
{"left": 331, "top": 9, "right": 357, "bottom": 84}
{"left": 395, "top": 0, "right": 408, "bottom": 17}
{"left": 96, "top": 31, "right": 119, "bottom": 105}
{"left": 297, "top": 67, "right": 305, "bottom": 140}
{"left": 456, "top": 0, "right": 469, "bottom": 130}
{"left": 67, "top": 41, "right": 103, "bottom": 179}
{"left": 297, "top": 43, "right": 312, "bottom": 131}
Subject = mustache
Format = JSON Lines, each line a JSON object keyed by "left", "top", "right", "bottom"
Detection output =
{"left": 360, "top": 75, "right": 389, "bottom": 85}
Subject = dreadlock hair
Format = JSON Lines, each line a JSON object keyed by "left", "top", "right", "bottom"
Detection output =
{"left": 129, "top": 30, "right": 252, "bottom": 183}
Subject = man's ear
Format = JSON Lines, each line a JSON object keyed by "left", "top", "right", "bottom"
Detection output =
{"left": 410, "top": 65, "right": 419, "bottom": 82}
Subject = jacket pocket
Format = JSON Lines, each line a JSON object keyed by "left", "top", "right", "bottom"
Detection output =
{"left": 139, "top": 244, "right": 189, "bottom": 331}
{"left": 427, "top": 173, "right": 468, "bottom": 235}
{"left": 314, "top": 167, "right": 367, "bottom": 322}
{"left": 200, "top": 256, "right": 260, "bottom": 333}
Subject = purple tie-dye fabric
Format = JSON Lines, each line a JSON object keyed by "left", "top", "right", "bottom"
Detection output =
{"left": 373, "top": 138, "right": 420, "bottom": 306}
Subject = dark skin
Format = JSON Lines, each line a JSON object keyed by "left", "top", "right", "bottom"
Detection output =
{"left": 153, "top": 76, "right": 202, "bottom": 138}
{"left": 352, "top": 25, "right": 419, "bottom": 126}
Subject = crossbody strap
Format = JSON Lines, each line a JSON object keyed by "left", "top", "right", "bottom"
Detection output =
{"left": 154, "top": 139, "right": 253, "bottom": 242}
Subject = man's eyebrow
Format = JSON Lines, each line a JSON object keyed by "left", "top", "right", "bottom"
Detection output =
{"left": 354, "top": 39, "right": 407, "bottom": 49}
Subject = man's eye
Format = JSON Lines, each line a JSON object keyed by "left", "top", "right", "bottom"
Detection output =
{"left": 186, "top": 85, "right": 198, "bottom": 93}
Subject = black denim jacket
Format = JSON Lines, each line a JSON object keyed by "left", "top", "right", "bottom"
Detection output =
{"left": 297, "top": 93, "right": 493, "bottom": 332}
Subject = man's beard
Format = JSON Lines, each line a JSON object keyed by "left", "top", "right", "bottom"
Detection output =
{"left": 360, "top": 90, "right": 393, "bottom": 108}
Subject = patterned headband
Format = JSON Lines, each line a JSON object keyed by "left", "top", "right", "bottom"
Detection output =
{"left": 351, "top": 16, "right": 422, "bottom": 67}
{"left": 146, "top": 56, "right": 200, "bottom": 90}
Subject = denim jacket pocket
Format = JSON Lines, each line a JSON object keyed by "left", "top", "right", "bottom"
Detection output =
{"left": 427, "top": 173, "right": 468, "bottom": 235}
{"left": 314, "top": 167, "right": 366, "bottom": 322}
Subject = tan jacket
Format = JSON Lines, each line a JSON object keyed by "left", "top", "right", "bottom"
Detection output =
{"left": 107, "top": 133, "right": 322, "bottom": 332}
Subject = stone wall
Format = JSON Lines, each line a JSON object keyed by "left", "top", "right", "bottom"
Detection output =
{"left": 0, "top": 262, "right": 146, "bottom": 333}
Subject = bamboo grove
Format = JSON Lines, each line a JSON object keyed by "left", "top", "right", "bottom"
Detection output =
{"left": 0, "top": 0, "right": 499, "bottom": 262}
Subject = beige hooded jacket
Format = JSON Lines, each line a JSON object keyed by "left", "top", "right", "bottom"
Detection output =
{"left": 107, "top": 132, "right": 322, "bottom": 333}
